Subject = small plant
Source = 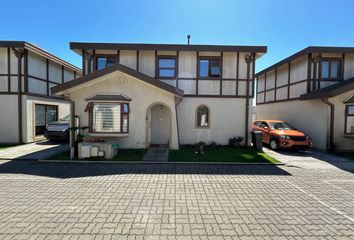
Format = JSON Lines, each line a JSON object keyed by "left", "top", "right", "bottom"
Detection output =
{"left": 194, "top": 141, "right": 206, "bottom": 155}
{"left": 228, "top": 136, "right": 244, "bottom": 148}
{"left": 208, "top": 141, "right": 218, "bottom": 148}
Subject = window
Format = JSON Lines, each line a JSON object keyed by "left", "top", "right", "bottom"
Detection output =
{"left": 158, "top": 57, "right": 176, "bottom": 78}
{"left": 345, "top": 105, "right": 354, "bottom": 134}
{"left": 96, "top": 55, "right": 117, "bottom": 70}
{"left": 35, "top": 104, "right": 58, "bottom": 136}
{"left": 196, "top": 106, "right": 209, "bottom": 127}
{"left": 320, "top": 59, "right": 342, "bottom": 80}
{"left": 91, "top": 103, "right": 129, "bottom": 133}
{"left": 199, "top": 58, "right": 220, "bottom": 78}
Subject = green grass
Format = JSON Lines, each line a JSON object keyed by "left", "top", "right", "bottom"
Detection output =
{"left": 48, "top": 149, "right": 147, "bottom": 161}
{"left": 169, "top": 147, "right": 279, "bottom": 163}
{"left": 0, "top": 144, "right": 18, "bottom": 150}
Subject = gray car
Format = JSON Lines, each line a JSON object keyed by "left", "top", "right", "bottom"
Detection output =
{"left": 44, "top": 115, "right": 71, "bottom": 141}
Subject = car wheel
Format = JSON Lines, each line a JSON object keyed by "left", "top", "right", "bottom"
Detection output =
{"left": 270, "top": 139, "right": 279, "bottom": 151}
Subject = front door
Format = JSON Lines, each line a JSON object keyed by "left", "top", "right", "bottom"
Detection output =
{"left": 150, "top": 105, "right": 171, "bottom": 145}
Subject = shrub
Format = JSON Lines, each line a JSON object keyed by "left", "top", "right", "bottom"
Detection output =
{"left": 194, "top": 141, "right": 206, "bottom": 155}
{"left": 228, "top": 136, "right": 244, "bottom": 148}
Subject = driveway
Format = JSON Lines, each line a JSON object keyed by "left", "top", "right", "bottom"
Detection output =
{"left": 0, "top": 140, "right": 69, "bottom": 160}
{"left": 0, "top": 159, "right": 353, "bottom": 239}
{"left": 264, "top": 147, "right": 354, "bottom": 172}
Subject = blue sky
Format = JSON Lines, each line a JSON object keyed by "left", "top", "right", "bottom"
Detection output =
{"left": 1, "top": 0, "right": 354, "bottom": 72}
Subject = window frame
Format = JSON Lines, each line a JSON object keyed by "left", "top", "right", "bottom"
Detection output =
{"left": 157, "top": 56, "right": 177, "bottom": 79}
{"left": 195, "top": 105, "right": 210, "bottom": 128}
{"left": 95, "top": 54, "right": 118, "bottom": 71}
{"left": 344, "top": 105, "right": 354, "bottom": 135}
{"left": 319, "top": 58, "right": 343, "bottom": 81}
{"left": 34, "top": 104, "right": 58, "bottom": 136}
{"left": 198, "top": 56, "right": 221, "bottom": 79}
{"left": 89, "top": 102, "right": 129, "bottom": 134}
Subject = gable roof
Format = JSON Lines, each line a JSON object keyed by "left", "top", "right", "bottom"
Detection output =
{"left": 0, "top": 41, "right": 81, "bottom": 73}
{"left": 51, "top": 63, "right": 184, "bottom": 97}
{"left": 300, "top": 77, "right": 354, "bottom": 100}
{"left": 256, "top": 46, "right": 354, "bottom": 77}
{"left": 70, "top": 42, "right": 267, "bottom": 55}
{"left": 85, "top": 94, "right": 131, "bottom": 101}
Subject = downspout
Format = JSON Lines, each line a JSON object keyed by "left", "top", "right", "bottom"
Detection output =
{"left": 244, "top": 53, "right": 255, "bottom": 147}
{"left": 13, "top": 48, "right": 24, "bottom": 144}
{"left": 61, "top": 95, "right": 76, "bottom": 159}
{"left": 321, "top": 98, "right": 335, "bottom": 152}
{"left": 175, "top": 96, "right": 182, "bottom": 149}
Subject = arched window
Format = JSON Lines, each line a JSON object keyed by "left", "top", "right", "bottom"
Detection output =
{"left": 196, "top": 106, "right": 209, "bottom": 127}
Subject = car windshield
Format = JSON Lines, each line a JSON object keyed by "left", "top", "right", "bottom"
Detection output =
{"left": 268, "top": 122, "right": 295, "bottom": 130}
{"left": 60, "top": 115, "right": 71, "bottom": 122}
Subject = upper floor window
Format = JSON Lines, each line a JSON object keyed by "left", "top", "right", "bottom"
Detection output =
{"left": 199, "top": 58, "right": 221, "bottom": 78}
{"left": 96, "top": 55, "right": 117, "bottom": 71}
{"left": 91, "top": 103, "right": 129, "bottom": 133}
{"left": 345, "top": 105, "right": 354, "bottom": 134}
{"left": 320, "top": 59, "right": 342, "bottom": 80}
{"left": 158, "top": 57, "right": 176, "bottom": 78}
{"left": 196, "top": 105, "right": 209, "bottom": 128}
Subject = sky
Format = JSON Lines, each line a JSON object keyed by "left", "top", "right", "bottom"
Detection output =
{"left": 1, "top": 0, "right": 354, "bottom": 72}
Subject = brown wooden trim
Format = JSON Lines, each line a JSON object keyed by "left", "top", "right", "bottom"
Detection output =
{"left": 184, "top": 94, "right": 249, "bottom": 98}
{"left": 196, "top": 51, "right": 199, "bottom": 95}
{"left": 154, "top": 50, "right": 157, "bottom": 78}
{"left": 24, "top": 49, "right": 28, "bottom": 93}
{"left": 25, "top": 92, "right": 68, "bottom": 100}
{"left": 82, "top": 50, "right": 86, "bottom": 75}
{"left": 176, "top": 51, "right": 179, "bottom": 88}
{"left": 264, "top": 72, "right": 267, "bottom": 102}
{"left": 257, "top": 97, "right": 301, "bottom": 105}
{"left": 257, "top": 78, "right": 309, "bottom": 94}
{"left": 236, "top": 52, "right": 239, "bottom": 96}
{"left": 46, "top": 59, "right": 49, "bottom": 96}
{"left": 74, "top": 71, "right": 76, "bottom": 79}
{"left": 156, "top": 55, "right": 177, "bottom": 79}
{"left": 136, "top": 50, "right": 139, "bottom": 71}
{"left": 92, "top": 50, "right": 96, "bottom": 71}
{"left": 220, "top": 52, "right": 223, "bottom": 95}
{"left": 117, "top": 50, "right": 120, "bottom": 63}
{"left": 28, "top": 74, "right": 60, "bottom": 85}
{"left": 7, "top": 47, "right": 10, "bottom": 92}
{"left": 274, "top": 68, "right": 277, "bottom": 101}
{"left": 251, "top": 53, "right": 256, "bottom": 98}
{"left": 307, "top": 53, "right": 312, "bottom": 93}
{"left": 344, "top": 105, "right": 354, "bottom": 134}
{"left": 13, "top": 48, "right": 24, "bottom": 144}
{"left": 287, "top": 62, "right": 291, "bottom": 99}
{"left": 341, "top": 53, "right": 345, "bottom": 80}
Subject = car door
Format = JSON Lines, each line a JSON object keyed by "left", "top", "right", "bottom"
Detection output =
{"left": 259, "top": 121, "right": 271, "bottom": 143}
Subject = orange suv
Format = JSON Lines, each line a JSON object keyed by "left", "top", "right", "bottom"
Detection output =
{"left": 252, "top": 120, "right": 312, "bottom": 151}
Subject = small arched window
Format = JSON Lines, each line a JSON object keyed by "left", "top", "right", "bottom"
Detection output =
{"left": 196, "top": 106, "right": 209, "bottom": 127}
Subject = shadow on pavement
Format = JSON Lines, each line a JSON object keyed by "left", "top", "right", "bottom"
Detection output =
{"left": 0, "top": 161, "right": 291, "bottom": 179}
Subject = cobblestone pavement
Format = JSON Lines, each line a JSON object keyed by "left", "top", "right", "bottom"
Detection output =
{"left": 0, "top": 160, "right": 354, "bottom": 239}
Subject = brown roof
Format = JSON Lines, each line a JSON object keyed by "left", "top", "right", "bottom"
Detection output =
{"left": 300, "top": 77, "right": 354, "bottom": 100}
{"left": 51, "top": 63, "right": 184, "bottom": 97}
{"left": 256, "top": 46, "right": 354, "bottom": 76}
{"left": 85, "top": 94, "right": 131, "bottom": 101}
{"left": 70, "top": 42, "right": 267, "bottom": 54}
{"left": 0, "top": 40, "right": 81, "bottom": 73}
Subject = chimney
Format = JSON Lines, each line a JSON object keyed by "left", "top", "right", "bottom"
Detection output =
{"left": 187, "top": 35, "right": 190, "bottom": 45}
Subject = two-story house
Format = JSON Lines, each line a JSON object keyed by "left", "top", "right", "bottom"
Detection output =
{"left": 256, "top": 47, "right": 354, "bottom": 152}
{"left": 0, "top": 41, "right": 81, "bottom": 144}
{"left": 52, "top": 42, "right": 267, "bottom": 149}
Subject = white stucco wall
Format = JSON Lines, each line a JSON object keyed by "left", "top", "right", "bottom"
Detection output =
{"left": 0, "top": 95, "right": 19, "bottom": 143}
{"left": 64, "top": 71, "right": 179, "bottom": 149}
{"left": 256, "top": 100, "right": 329, "bottom": 150}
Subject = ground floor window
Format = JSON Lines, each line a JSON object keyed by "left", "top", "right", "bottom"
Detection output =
{"left": 196, "top": 105, "right": 209, "bottom": 128}
{"left": 91, "top": 103, "right": 129, "bottom": 133}
{"left": 35, "top": 104, "right": 58, "bottom": 136}
{"left": 345, "top": 105, "right": 354, "bottom": 134}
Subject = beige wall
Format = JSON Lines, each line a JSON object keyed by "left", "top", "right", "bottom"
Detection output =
{"left": 256, "top": 100, "right": 329, "bottom": 150}
{"left": 0, "top": 95, "right": 19, "bottom": 143}
{"left": 177, "top": 98, "right": 250, "bottom": 145}
{"left": 65, "top": 71, "right": 179, "bottom": 149}
{"left": 330, "top": 90, "right": 354, "bottom": 151}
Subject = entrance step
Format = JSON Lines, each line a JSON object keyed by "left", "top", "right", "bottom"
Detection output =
{"left": 142, "top": 146, "right": 169, "bottom": 162}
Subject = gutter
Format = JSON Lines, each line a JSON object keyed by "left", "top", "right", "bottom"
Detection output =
{"left": 321, "top": 98, "right": 335, "bottom": 151}
{"left": 175, "top": 96, "right": 183, "bottom": 148}
{"left": 245, "top": 53, "right": 255, "bottom": 146}
{"left": 61, "top": 95, "right": 76, "bottom": 159}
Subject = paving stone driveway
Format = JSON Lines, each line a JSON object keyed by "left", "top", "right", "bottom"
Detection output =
{"left": 0, "top": 160, "right": 354, "bottom": 239}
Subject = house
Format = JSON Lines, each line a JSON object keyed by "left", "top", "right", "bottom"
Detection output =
{"left": 255, "top": 46, "right": 354, "bottom": 152}
{"left": 0, "top": 41, "right": 81, "bottom": 144}
{"left": 51, "top": 42, "right": 267, "bottom": 149}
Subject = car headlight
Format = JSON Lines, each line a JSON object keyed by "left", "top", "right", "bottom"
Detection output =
{"left": 279, "top": 135, "right": 291, "bottom": 139}
{"left": 305, "top": 135, "right": 311, "bottom": 140}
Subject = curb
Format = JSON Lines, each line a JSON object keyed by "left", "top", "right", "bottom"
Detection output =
{"left": 38, "top": 159, "right": 284, "bottom": 165}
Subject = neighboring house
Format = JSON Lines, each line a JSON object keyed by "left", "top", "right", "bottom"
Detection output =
{"left": 0, "top": 41, "right": 81, "bottom": 144}
{"left": 52, "top": 42, "right": 267, "bottom": 149}
{"left": 256, "top": 46, "right": 354, "bottom": 152}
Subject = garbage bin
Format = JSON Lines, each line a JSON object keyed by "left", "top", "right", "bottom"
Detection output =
{"left": 251, "top": 131, "right": 263, "bottom": 151}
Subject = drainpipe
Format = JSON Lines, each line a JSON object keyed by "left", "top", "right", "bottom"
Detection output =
{"left": 245, "top": 53, "right": 255, "bottom": 147}
{"left": 61, "top": 95, "right": 76, "bottom": 159}
{"left": 321, "top": 98, "right": 335, "bottom": 152}
{"left": 13, "top": 48, "right": 24, "bottom": 144}
{"left": 175, "top": 96, "right": 182, "bottom": 149}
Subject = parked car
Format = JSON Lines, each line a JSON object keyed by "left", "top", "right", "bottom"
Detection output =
{"left": 44, "top": 115, "right": 71, "bottom": 141}
{"left": 252, "top": 120, "right": 312, "bottom": 150}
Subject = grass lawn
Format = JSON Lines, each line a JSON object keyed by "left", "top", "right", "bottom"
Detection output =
{"left": 169, "top": 147, "right": 279, "bottom": 163}
{"left": 0, "top": 144, "right": 18, "bottom": 150}
{"left": 48, "top": 149, "right": 147, "bottom": 161}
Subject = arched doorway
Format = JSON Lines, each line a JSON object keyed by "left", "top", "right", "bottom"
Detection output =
{"left": 147, "top": 103, "right": 172, "bottom": 146}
